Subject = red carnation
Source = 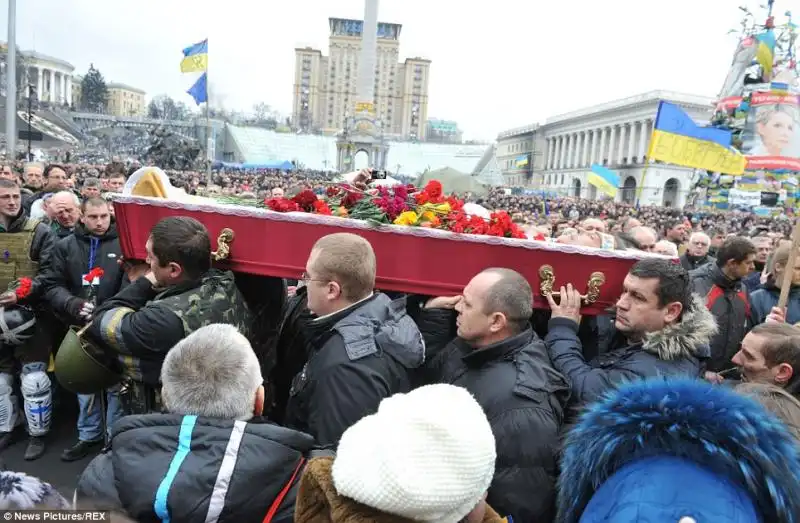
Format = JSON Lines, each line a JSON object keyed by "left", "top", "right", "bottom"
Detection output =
{"left": 265, "top": 197, "right": 300, "bottom": 212}
{"left": 424, "top": 181, "right": 443, "bottom": 200}
{"left": 14, "top": 277, "right": 33, "bottom": 300}
{"left": 292, "top": 190, "right": 319, "bottom": 211}
{"left": 84, "top": 267, "right": 105, "bottom": 283}
{"left": 313, "top": 199, "right": 333, "bottom": 215}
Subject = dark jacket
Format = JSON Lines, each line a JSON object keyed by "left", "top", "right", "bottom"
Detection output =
{"left": 690, "top": 263, "right": 751, "bottom": 372}
{"left": 43, "top": 223, "right": 127, "bottom": 323}
{"left": 88, "top": 269, "right": 250, "bottom": 386}
{"left": 76, "top": 414, "right": 315, "bottom": 522}
{"left": 2, "top": 210, "right": 55, "bottom": 301}
{"left": 283, "top": 293, "right": 425, "bottom": 447}
{"left": 742, "top": 262, "right": 767, "bottom": 293}
{"left": 680, "top": 253, "right": 715, "bottom": 272}
{"left": 545, "top": 295, "right": 716, "bottom": 406}
{"left": 751, "top": 280, "right": 800, "bottom": 326}
{"left": 418, "top": 309, "right": 569, "bottom": 522}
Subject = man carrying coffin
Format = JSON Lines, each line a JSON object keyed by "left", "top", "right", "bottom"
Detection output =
{"left": 78, "top": 216, "right": 252, "bottom": 415}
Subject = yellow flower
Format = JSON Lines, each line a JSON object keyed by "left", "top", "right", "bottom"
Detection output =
{"left": 394, "top": 211, "right": 419, "bottom": 226}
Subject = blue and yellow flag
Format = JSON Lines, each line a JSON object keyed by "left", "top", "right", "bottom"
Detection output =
{"left": 588, "top": 164, "right": 619, "bottom": 197}
{"left": 649, "top": 101, "right": 746, "bottom": 175}
{"left": 187, "top": 73, "right": 208, "bottom": 105}
{"left": 755, "top": 30, "right": 776, "bottom": 79}
{"left": 181, "top": 39, "right": 208, "bottom": 73}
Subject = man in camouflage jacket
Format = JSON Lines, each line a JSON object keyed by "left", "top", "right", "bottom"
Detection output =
{"left": 88, "top": 217, "right": 252, "bottom": 413}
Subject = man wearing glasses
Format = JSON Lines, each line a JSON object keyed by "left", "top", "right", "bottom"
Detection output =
{"left": 278, "top": 233, "right": 425, "bottom": 447}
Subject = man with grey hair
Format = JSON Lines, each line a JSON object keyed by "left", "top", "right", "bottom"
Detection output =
{"left": 417, "top": 268, "right": 569, "bottom": 521}
{"left": 48, "top": 191, "right": 81, "bottom": 239}
{"left": 80, "top": 178, "right": 102, "bottom": 200}
{"left": 681, "top": 231, "right": 715, "bottom": 271}
{"left": 77, "top": 324, "right": 316, "bottom": 523}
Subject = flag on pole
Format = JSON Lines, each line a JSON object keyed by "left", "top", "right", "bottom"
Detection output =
{"left": 588, "top": 164, "right": 620, "bottom": 197}
{"left": 187, "top": 73, "right": 208, "bottom": 105}
{"left": 648, "top": 101, "right": 746, "bottom": 175}
{"left": 180, "top": 39, "right": 208, "bottom": 73}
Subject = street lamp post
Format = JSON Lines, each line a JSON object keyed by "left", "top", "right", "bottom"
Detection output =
{"left": 5, "top": 0, "right": 18, "bottom": 158}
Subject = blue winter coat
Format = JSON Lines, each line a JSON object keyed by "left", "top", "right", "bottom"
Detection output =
{"left": 750, "top": 281, "right": 800, "bottom": 325}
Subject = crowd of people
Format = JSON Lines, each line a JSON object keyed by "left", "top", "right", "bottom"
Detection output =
{"left": 1, "top": 159, "right": 800, "bottom": 521}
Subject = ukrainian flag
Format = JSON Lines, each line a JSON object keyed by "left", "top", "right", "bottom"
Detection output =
{"left": 588, "top": 164, "right": 619, "bottom": 197}
{"left": 181, "top": 39, "right": 208, "bottom": 73}
{"left": 515, "top": 154, "right": 529, "bottom": 168}
{"left": 649, "top": 101, "right": 746, "bottom": 175}
{"left": 755, "top": 30, "right": 776, "bottom": 79}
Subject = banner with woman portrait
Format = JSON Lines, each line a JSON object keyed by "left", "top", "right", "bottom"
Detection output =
{"left": 741, "top": 92, "right": 800, "bottom": 171}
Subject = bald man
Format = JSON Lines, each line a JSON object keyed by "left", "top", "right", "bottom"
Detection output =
{"left": 630, "top": 226, "right": 657, "bottom": 252}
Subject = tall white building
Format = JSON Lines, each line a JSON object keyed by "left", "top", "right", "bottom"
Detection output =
{"left": 292, "top": 18, "right": 431, "bottom": 139}
{"left": 496, "top": 91, "right": 715, "bottom": 207}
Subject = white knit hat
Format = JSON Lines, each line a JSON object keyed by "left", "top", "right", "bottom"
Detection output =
{"left": 332, "top": 384, "right": 496, "bottom": 523}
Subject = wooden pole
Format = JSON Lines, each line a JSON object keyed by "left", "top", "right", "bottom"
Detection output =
{"left": 777, "top": 217, "right": 800, "bottom": 310}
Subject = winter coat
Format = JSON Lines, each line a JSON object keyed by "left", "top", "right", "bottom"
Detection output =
{"left": 88, "top": 269, "right": 251, "bottom": 386}
{"left": 557, "top": 378, "right": 800, "bottom": 523}
{"left": 545, "top": 295, "right": 716, "bottom": 407}
{"left": 690, "top": 263, "right": 751, "bottom": 372}
{"left": 1, "top": 209, "right": 55, "bottom": 301}
{"left": 43, "top": 223, "right": 127, "bottom": 323}
{"left": 750, "top": 280, "right": 800, "bottom": 326}
{"left": 76, "top": 414, "right": 317, "bottom": 522}
{"left": 283, "top": 293, "right": 425, "bottom": 447}
{"left": 418, "top": 309, "right": 569, "bottom": 522}
{"left": 294, "top": 457, "right": 510, "bottom": 523}
{"left": 679, "top": 253, "right": 715, "bottom": 272}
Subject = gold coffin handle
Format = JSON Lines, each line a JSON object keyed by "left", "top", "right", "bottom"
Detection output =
{"left": 212, "top": 228, "right": 235, "bottom": 262}
{"left": 538, "top": 264, "right": 606, "bottom": 305}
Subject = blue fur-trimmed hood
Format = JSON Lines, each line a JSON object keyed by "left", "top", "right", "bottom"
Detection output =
{"left": 557, "top": 378, "right": 800, "bottom": 523}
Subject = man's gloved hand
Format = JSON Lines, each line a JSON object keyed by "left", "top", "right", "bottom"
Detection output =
{"left": 78, "top": 301, "right": 95, "bottom": 322}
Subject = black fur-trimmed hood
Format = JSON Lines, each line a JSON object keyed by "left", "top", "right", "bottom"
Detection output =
{"left": 557, "top": 378, "right": 800, "bottom": 523}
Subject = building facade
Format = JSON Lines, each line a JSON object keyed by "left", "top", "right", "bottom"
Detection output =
{"left": 0, "top": 43, "right": 75, "bottom": 106}
{"left": 105, "top": 82, "right": 146, "bottom": 117}
{"left": 292, "top": 18, "right": 431, "bottom": 140}
{"left": 495, "top": 91, "right": 715, "bottom": 207}
{"left": 425, "top": 118, "right": 462, "bottom": 144}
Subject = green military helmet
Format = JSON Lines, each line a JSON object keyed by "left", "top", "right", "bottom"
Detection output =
{"left": 55, "top": 326, "right": 123, "bottom": 394}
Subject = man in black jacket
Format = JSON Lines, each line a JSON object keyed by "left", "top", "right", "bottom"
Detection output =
{"left": 680, "top": 232, "right": 715, "bottom": 271}
{"left": 0, "top": 179, "right": 55, "bottom": 460}
{"left": 87, "top": 216, "right": 252, "bottom": 415}
{"left": 281, "top": 233, "right": 425, "bottom": 447}
{"left": 44, "top": 197, "right": 127, "bottom": 461}
{"left": 690, "top": 236, "right": 755, "bottom": 374}
{"left": 77, "top": 324, "right": 314, "bottom": 522}
{"left": 546, "top": 258, "right": 716, "bottom": 407}
{"left": 418, "top": 268, "right": 569, "bottom": 522}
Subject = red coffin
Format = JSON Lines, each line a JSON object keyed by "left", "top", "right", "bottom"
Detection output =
{"left": 113, "top": 195, "right": 657, "bottom": 315}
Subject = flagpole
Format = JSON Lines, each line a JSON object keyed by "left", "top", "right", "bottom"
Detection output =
{"left": 205, "top": 48, "right": 212, "bottom": 185}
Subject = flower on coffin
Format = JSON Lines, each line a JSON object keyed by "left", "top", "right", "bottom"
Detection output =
{"left": 291, "top": 190, "right": 320, "bottom": 212}
{"left": 313, "top": 199, "right": 333, "bottom": 216}
{"left": 83, "top": 267, "right": 105, "bottom": 284}
{"left": 394, "top": 211, "right": 419, "bottom": 226}
{"left": 415, "top": 180, "right": 445, "bottom": 205}
{"left": 12, "top": 277, "right": 33, "bottom": 300}
{"left": 265, "top": 197, "right": 300, "bottom": 213}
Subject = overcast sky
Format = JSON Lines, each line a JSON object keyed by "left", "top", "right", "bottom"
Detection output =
{"left": 5, "top": 0, "right": 773, "bottom": 140}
